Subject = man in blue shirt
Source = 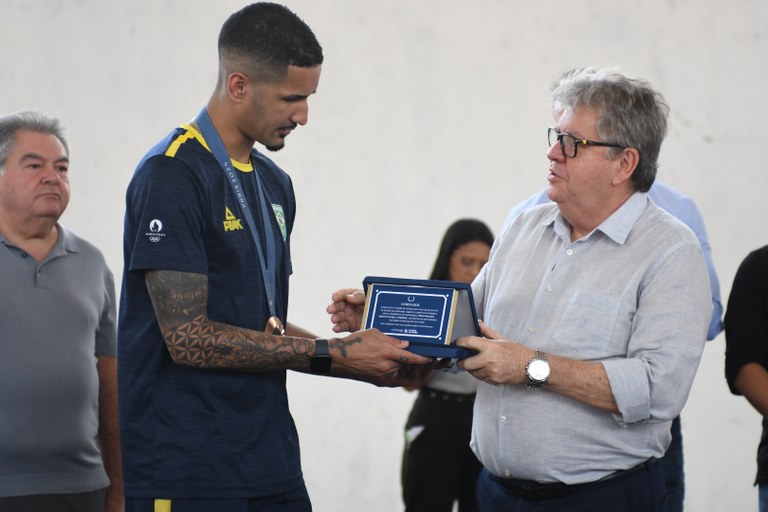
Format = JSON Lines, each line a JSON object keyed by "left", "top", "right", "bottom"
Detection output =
{"left": 456, "top": 67, "right": 712, "bottom": 511}
{"left": 503, "top": 181, "right": 722, "bottom": 512}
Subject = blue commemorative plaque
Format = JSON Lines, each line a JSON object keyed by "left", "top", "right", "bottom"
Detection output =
{"left": 361, "top": 276, "right": 480, "bottom": 359}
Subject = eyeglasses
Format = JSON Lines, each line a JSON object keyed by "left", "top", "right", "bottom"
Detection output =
{"left": 548, "top": 127, "right": 627, "bottom": 158}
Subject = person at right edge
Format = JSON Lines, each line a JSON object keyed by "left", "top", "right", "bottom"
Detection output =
{"left": 451, "top": 67, "right": 712, "bottom": 511}
{"left": 724, "top": 244, "right": 768, "bottom": 512}
{"left": 401, "top": 219, "right": 494, "bottom": 512}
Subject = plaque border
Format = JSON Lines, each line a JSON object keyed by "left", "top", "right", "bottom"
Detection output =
{"left": 361, "top": 276, "right": 480, "bottom": 359}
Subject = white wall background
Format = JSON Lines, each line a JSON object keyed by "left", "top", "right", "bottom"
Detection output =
{"left": 2, "top": 0, "right": 767, "bottom": 510}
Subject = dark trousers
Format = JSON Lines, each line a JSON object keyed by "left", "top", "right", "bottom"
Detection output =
{"left": 402, "top": 388, "right": 482, "bottom": 512}
{"left": 477, "top": 463, "right": 667, "bottom": 512}
{"left": 0, "top": 488, "right": 107, "bottom": 512}
{"left": 658, "top": 415, "right": 684, "bottom": 512}
{"left": 125, "top": 486, "right": 311, "bottom": 512}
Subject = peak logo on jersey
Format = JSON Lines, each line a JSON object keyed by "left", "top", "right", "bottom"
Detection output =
{"left": 272, "top": 204, "right": 287, "bottom": 241}
{"left": 223, "top": 207, "right": 244, "bottom": 232}
{"left": 145, "top": 219, "right": 166, "bottom": 243}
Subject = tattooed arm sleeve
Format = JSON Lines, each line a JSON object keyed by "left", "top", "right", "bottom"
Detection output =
{"left": 145, "top": 270, "right": 314, "bottom": 371}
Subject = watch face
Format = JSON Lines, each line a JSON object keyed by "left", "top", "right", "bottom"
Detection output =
{"left": 311, "top": 355, "right": 332, "bottom": 374}
{"left": 527, "top": 359, "right": 550, "bottom": 381}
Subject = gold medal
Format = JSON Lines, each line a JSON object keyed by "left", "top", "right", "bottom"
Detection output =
{"left": 264, "top": 316, "right": 285, "bottom": 336}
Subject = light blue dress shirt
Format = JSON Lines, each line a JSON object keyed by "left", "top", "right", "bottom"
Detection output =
{"left": 473, "top": 193, "right": 712, "bottom": 484}
{"left": 504, "top": 181, "right": 723, "bottom": 340}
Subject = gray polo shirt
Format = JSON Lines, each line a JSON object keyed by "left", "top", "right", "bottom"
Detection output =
{"left": 0, "top": 225, "right": 116, "bottom": 496}
{"left": 471, "top": 193, "right": 711, "bottom": 484}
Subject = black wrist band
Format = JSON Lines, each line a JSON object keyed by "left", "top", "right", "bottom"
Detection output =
{"left": 310, "top": 338, "right": 332, "bottom": 374}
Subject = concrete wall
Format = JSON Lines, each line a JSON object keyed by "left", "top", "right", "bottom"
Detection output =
{"left": 2, "top": 0, "right": 766, "bottom": 509}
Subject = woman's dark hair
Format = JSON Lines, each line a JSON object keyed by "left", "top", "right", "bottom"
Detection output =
{"left": 430, "top": 219, "right": 494, "bottom": 280}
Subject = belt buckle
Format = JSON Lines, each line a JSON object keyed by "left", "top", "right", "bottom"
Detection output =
{"left": 493, "top": 477, "right": 573, "bottom": 502}
{"left": 526, "top": 482, "right": 573, "bottom": 502}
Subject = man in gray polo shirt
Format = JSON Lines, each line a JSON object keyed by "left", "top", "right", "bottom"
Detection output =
{"left": 0, "top": 111, "right": 122, "bottom": 511}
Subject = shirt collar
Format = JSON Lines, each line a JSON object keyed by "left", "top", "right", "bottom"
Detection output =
{"left": 597, "top": 192, "right": 649, "bottom": 244}
{"left": 0, "top": 224, "right": 79, "bottom": 262}
{"left": 54, "top": 224, "right": 81, "bottom": 255}
{"left": 547, "top": 192, "right": 649, "bottom": 245}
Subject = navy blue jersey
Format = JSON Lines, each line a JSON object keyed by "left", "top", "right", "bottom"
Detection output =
{"left": 118, "top": 122, "right": 302, "bottom": 497}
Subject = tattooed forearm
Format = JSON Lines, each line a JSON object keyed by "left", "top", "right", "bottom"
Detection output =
{"left": 145, "top": 270, "right": 313, "bottom": 371}
{"left": 331, "top": 336, "right": 363, "bottom": 358}
{"left": 146, "top": 270, "right": 208, "bottom": 331}
{"left": 165, "top": 317, "right": 313, "bottom": 369}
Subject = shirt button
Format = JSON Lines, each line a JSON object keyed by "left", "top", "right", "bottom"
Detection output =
{"left": 527, "top": 326, "right": 535, "bottom": 333}
{"left": 566, "top": 249, "right": 574, "bottom": 256}
{"left": 500, "top": 416, "right": 507, "bottom": 423}
{"left": 546, "top": 285, "right": 553, "bottom": 292}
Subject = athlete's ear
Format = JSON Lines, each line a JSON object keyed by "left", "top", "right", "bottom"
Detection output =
{"left": 227, "top": 72, "right": 248, "bottom": 102}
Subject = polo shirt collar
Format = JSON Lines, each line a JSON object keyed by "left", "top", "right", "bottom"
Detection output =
{"left": 0, "top": 224, "right": 80, "bottom": 262}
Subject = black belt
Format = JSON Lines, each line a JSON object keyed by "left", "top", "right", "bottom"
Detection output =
{"left": 489, "top": 458, "right": 656, "bottom": 502}
{"left": 419, "top": 387, "right": 475, "bottom": 405}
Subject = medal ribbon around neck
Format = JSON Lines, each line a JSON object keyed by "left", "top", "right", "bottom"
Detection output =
{"left": 194, "top": 107, "right": 284, "bottom": 335}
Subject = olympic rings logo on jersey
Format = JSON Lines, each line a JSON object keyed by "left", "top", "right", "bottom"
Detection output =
{"left": 144, "top": 219, "right": 166, "bottom": 243}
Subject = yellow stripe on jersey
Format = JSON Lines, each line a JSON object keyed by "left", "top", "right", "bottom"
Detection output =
{"left": 165, "top": 123, "right": 254, "bottom": 172}
{"left": 164, "top": 128, "right": 199, "bottom": 158}
{"left": 179, "top": 123, "right": 211, "bottom": 153}
{"left": 154, "top": 499, "right": 172, "bottom": 512}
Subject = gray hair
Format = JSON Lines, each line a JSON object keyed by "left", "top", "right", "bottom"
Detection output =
{"left": 552, "top": 67, "right": 669, "bottom": 192}
{"left": 0, "top": 111, "right": 68, "bottom": 174}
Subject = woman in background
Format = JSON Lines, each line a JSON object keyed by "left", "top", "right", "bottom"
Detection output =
{"left": 401, "top": 219, "right": 494, "bottom": 512}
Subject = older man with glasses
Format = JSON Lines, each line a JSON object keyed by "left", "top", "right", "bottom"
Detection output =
{"left": 503, "top": 172, "right": 724, "bottom": 512}
{"left": 454, "top": 67, "right": 713, "bottom": 511}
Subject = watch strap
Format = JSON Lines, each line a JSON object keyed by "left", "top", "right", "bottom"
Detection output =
{"left": 525, "top": 350, "right": 549, "bottom": 389}
{"left": 310, "top": 338, "right": 332, "bottom": 374}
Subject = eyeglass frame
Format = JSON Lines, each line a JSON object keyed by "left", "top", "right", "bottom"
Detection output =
{"left": 548, "top": 127, "right": 628, "bottom": 158}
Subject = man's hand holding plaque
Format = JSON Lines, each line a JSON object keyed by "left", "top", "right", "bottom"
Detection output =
{"left": 328, "top": 277, "right": 480, "bottom": 361}
{"left": 326, "top": 287, "right": 435, "bottom": 388}
{"left": 327, "top": 288, "right": 367, "bottom": 333}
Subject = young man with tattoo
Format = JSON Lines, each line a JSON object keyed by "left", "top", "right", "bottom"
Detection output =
{"left": 117, "top": 4, "right": 431, "bottom": 511}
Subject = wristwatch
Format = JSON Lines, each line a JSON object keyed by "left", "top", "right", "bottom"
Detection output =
{"left": 310, "top": 338, "right": 333, "bottom": 374}
{"left": 525, "top": 350, "right": 550, "bottom": 389}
